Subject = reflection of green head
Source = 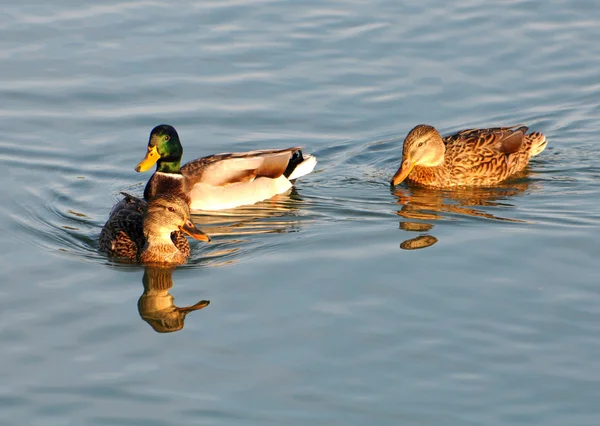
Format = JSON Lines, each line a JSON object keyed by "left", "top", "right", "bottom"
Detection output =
{"left": 135, "top": 124, "right": 183, "bottom": 174}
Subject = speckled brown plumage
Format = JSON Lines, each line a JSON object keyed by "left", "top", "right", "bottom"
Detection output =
{"left": 392, "top": 124, "right": 547, "bottom": 187}
{"left": 99, "top": 193, "right": 209, "bottom": 265}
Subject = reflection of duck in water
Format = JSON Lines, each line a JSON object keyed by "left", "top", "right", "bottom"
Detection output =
{"left": 187, "top": 188, "right": 309, "bottom": 268}
{"left": 99, "top": 193, "right": 210, "bottom": 265}
{"left": 393, "top": 177, "right": 532, "bottom": 221}
{"left": 192, "top": 187, "right": 306, "bottom": 237}
{"left": 135, "top": 124, "right": 317, "bottom": 211}
{"left": 393, "top": 176, "right": 533, "bottom": 250}
{"left": 138, "top": 267, "right": 210, "bottom": 333}
{"left": 391, "top": 124, "right": 547, "bottom": 187}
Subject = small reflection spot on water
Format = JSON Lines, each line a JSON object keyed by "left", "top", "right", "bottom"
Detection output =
{"left": 400, "top": 235, "right": 438, "bottom": 250}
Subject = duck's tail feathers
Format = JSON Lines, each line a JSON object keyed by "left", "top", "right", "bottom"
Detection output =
{"left": 120, "top": 192, "right": 143, "bottom": 203}
{"left": 284, "top": 151, "right": 317, "bottom": 180}
{"left": 527, "top": 132, "right": 547, "bottom": 157}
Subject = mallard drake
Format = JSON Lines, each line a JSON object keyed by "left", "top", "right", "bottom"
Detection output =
{"left": 135, "top": 124, "right": 318, "bottom": 211}
{"left": 391, "top": 124, "right": 547, "bottom": 187}
{"left": 99, "top": 192, "right": 210, "bottom": 265}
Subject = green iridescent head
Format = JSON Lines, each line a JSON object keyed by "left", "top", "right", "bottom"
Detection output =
{"left": 135, "top": 124, "right": 183, "bottom": 174}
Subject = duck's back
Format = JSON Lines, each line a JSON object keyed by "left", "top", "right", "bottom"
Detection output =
{"left": 100, "top": 194, "right": 147, "bottom": 260}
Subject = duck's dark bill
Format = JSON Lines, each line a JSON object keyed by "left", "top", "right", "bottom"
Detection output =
{"left": 136, "top": 145, "right": 160, "bottom": 172}
{"left": 180, "top": 220, "right": 211, "bottom": 242}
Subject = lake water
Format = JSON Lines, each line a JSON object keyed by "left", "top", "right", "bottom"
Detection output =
{"left": 2, "top": 0, "right": 600, "bottom": 424}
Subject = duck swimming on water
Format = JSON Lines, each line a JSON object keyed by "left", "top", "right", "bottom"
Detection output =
{"left": 135, "top": 124, "right": 318, "bottom": 211}
{"left": 99, "top": 193, "right": 210, "bottom": 265}
{"left": 391, "top": 124, "right": 547, "bottom": 187}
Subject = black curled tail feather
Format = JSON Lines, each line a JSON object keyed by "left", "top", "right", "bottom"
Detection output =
{"left": 283, "top": 150, "right": 304, "bottom": 178}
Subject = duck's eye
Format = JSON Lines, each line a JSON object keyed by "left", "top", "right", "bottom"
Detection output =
{"left": 164, "top": 135, "right": 170, "bottom": 142}
{"left": 417, "top": 141, "right": 424, "bottom": 147}
{"left": 167, "top": 206, "right": 176, "bottom": 213}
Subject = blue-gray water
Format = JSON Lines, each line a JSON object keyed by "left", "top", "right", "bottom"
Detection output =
{"left": 2, "top": 1, "right": 600, "bottom": 425}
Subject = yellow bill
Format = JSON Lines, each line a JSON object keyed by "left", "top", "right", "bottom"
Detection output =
{"left": 135, "top": 145, "right": 160, "bottom": 172}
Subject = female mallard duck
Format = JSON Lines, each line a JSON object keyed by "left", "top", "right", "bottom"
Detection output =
{"left": 391, "top": 124, "right": 547, "bottom": 187}
{"left": 99, "top": 193, "right": 210, "bottom": 265}
{"left": 135, "top": 124, "right": 318, "bottom": 211}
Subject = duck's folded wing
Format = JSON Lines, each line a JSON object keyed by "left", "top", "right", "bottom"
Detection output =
{"left": 181, "top": 147, "right": 302, "bottom": 187}
{"left": 447, "top": 126, "right": 528, "bottom": 154}
{"left": 99, "top": 208, "right": 144, "bottom": 257}
{"left": 446, "top": 126, "right": 531, "bottom": 182}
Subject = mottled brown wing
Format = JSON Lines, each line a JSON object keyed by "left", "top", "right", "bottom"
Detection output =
{"left": 447, "top": 126, "right": 528, "bottom": 153}
{"left": 181, "top": 147, "right": 301, "bottom": 187}
{"left": 110, "top": 230, "right": 141, "bottom": 259}
{"left": 170, "top": 231, "right": 191, "bottom": 259}
{"left": 444, "top": 126, "right": 529, "bottom": 184}
{"left": 99, "top": 202, "right": 146, "bottom": 259}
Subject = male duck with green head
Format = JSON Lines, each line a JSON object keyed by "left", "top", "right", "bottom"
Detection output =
{"left": 135, "top": 124, "right": 317, "bottom": 211}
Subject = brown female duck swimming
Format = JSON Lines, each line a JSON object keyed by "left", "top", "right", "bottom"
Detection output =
{"left": 391, "top": 124, "right": 547, "bottom": 187}
{"left": 99, "top": 193, "right": 210, "bottom": 265}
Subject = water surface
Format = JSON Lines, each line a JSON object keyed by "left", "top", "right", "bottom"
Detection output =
{"left": 2, "top": 1, "right": 600, "bottom": 425}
